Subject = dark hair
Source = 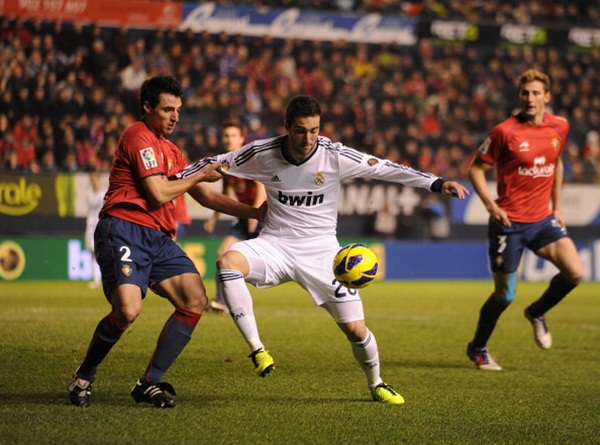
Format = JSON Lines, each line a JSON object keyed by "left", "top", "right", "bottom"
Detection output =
{"left": 140, "top": 75, "right": 183, "bottom": 114}
{"left": 222, "top": 120, "right": 245, "bottom": 134}
{"left": 284, "top": 95, "right": 321, "bottom": 126}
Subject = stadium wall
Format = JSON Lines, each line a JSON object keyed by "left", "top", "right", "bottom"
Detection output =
{"left": 1, "top": 173, "right": 599, "bottom": 234}
{"left": 1, "top": 236, "right": 599, "bottom": 282}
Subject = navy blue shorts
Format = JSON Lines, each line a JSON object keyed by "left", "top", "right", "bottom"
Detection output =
{"left": 94, "top": 217, "right": 198, "bottom": 298}
{"left": 487, "top": 215, "right": 567, "bottom": 273}
{"left": 228, "top": 218, "right": 263, "bottom": 240}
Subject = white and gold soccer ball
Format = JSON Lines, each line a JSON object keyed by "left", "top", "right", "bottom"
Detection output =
{"left": 333, "top": 243, "right": 379, "bottom": 289}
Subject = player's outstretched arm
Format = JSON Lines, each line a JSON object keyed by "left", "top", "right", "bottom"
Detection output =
{"left": 189, "top": 183, "right": 266, "bottom": 221}
{"left": 203, "top": 182, "right": 232, "bottom": 233}
{"left": 142, "top": 163, "right": 223, "bottom": 208}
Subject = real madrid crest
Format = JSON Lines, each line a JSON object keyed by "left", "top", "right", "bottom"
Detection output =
{"left": 367, "top": 158, "right": 379, "bottom": 166}
{"left": 315, "top": 172, "right": 325, "bottom": 185}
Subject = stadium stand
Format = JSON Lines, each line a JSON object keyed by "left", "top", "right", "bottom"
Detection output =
{"left": 0, "top": 3, "right": 598, "bottom": 183}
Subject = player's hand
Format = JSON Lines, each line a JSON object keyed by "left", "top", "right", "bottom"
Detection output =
{"left": 203, "top": 218, "right": 216, "bottom": 233}
{"left": 197, "top": 162, "right": 223, "bottom": 183}
{"left": 553, "top": 209, "right": 566, "bottom": 229}
{"left": 254, "top": 201, "right": 268, "bottom": 222}
{"left": 489, "top": 204, "right": 511, "bottom": 227}
{"left": 441, "top": 181, "right": 470, "bottom": 199}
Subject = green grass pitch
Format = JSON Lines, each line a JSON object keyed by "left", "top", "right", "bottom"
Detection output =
{"left": 1, "top": 280, "right": 599, "bottom": 444}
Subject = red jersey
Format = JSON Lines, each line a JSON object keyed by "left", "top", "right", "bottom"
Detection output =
{"left": 173, "top": 195, "right": 191, "bottom": 226}
{"left": 476, "top": 112, "right": 569, "bottom": 223}
{"left": 224, "top": 175, "right": 259, "bottom": 206}
{"left": 99, "top": 121, "right": 187, "bottom": 237}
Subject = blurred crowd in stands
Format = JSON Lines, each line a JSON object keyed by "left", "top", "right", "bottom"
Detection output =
{"left": 0, "top": 4, "right": 599, "bottom": 183}
{"left": 240, "top": 0, "right": 600, "bottom": 25}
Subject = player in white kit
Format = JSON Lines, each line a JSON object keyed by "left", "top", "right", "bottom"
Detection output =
{"left": 85, "top": 171, "right": 107, "bottom": 289}
{"left": 181, "top": 96, "right": 469, "bottom": 404}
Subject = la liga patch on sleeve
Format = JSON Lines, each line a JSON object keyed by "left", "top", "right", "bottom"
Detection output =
{"left": 140, "top": 147, "right": 158, "bottom": 169}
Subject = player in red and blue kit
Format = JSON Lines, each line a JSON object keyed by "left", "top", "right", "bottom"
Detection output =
{"left": 68, "top": 76, "right": 265, "bottom": 407}
{"left": 466, "top": 69, "right": 583, "bottom": 371}
{"left": 203, "top": 122, "right": 266, "bottom": 314}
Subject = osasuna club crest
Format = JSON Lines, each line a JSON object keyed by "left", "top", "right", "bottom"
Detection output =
{"left": 121, "top": 264, "right": 132, "bottom": 277}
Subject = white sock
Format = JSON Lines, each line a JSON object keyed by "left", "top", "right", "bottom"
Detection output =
{"left": 215, "top": 279, "right": 225, "bottom": 305}
{"left": 351, "top": 329, "right": 383, "bottom": 388}
{"left": 218, "top": 269, "right": 264, "bottom": 352}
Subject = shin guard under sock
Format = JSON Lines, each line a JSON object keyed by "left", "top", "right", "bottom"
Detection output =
{"left": 78, "top": 312, "right": 126, "bottom": 380}
{"left": 471, "top": 294, "right": 509, "bottom": 348}
{"left": 351, "top": 329, "right": 382, "bottom": 388}
{"left": 142, "top": 308, "right": 201, "bottom": 383}
{"left": 527, "top": 273, "right": 577, "bottom": 318}
{"left": 218, "top": 269, "right": 264, "bottom": 352}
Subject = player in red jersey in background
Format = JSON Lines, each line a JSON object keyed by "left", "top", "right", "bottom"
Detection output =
{"left": 173, "top": 189, "right": 192, "bottom": 240}
{"left": 203, "top": 122, "right": 266, "bottom": 314}
{"left": 466, "top": 69, "right": 583, "bottom": 371}
{"left": 68, "top": 76, "right": 265, "bottom": 408}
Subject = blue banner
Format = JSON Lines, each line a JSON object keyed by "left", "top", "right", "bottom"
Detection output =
{"left": 181, "top": 3, "right": 416, "bottom": 45}
{"left": 451, "top": 184, "right": 600, "bottom": 226}
{"left": 384, "top": 240, "right": 600, "bottom": 282}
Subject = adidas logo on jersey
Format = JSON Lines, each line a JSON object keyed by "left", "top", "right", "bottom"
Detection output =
{"left": 277, "top": 190, "right": 324, "bottom": 207}
{"left": 271, "top": 175, "right": 281, "bottom": 182}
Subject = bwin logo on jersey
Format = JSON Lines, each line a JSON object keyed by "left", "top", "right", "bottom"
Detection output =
{"left": 278, "top": 190, "right": 324, "bottom": 207}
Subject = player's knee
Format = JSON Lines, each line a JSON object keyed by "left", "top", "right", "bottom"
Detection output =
{"left": 493, "top": 272, "right": 517, "bottom": 305}
{"left": 114, "top": 306, "right": 140, "bottom": 326}
{"left": 563, "top": 269, "right": 583, "bottom": 286}
{"left": 339, "top": 320, "right": 368, "bottom": 342}
{"left": 217, "top": 250, "right": 248, "bottom": 272}
{"left": 185, "top": 291, "right": 208, "bottom": 313}
{"left": 216, "top": 254, "right": 232, "bottom": 270}
{"left": 493, "top": 291, "right": 515, "bottom": 305}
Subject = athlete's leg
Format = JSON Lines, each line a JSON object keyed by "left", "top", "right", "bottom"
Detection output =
{"left": 470, "top": 271, "right": 517, "bottom": 348}
{"left": 321, "top": 300, "right": 382, "bottom": 387}
{"left": 142, "top": 272, "right": 206, "bottom": 384}
{"left": 214, "top": 235, "right": 242, "bottom": 306}
{"left": 469, "top": 221, "right": 522, "bottom": 349}
{"left": 323, "top": 302, "right": 403, "bottom": 403}
{"left": 76, "top": 283, "right": 140, "bottom": 381}
{"left": 337, "top": 319, "right": 384, "bottom": 388}
{"left": 529, "top": 237, "right": 583, "bottom": 317}
{"left": 217, "top": 249, "right": 266, "bottom": 352}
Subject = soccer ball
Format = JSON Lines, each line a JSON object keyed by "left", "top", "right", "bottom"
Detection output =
{"left": 333, "top": 243, "right": 378, "bottom": 289}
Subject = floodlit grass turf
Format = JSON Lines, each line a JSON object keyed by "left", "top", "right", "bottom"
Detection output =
{"left": 1, "top": 280, "right": 599, "bottom": 444}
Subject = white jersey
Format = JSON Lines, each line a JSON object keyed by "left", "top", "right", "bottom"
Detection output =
{"left": 214, "top": 135, "right": 440, "bottom": 239}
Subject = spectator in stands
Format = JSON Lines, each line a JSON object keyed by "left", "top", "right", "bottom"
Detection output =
{"left": 39, "top": 148, "right": 59, "bottom": 174}
{"left": 0, "top": 12, "right": 597, "bottom": 186}
{"left": 120, "top": 51, "right": 147, "bottom": 91}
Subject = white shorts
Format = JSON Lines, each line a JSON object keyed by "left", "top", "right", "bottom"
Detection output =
{"left": 229, "top": 234, "right": 365, "bottom": 323}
